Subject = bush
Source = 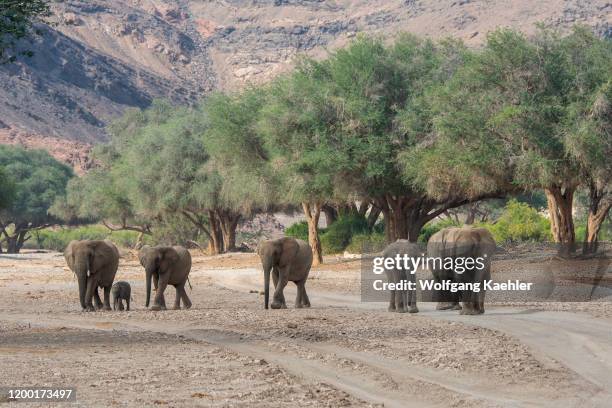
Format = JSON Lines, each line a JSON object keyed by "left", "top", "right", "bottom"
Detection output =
{"left": 27, "top": 225, "right": 147, "bottom": 251}
{"left": 477, "top": 199, "right": 551, "bottom": 243}
{"left": 284, "top": 221, "right": 326, "bottom": 242}
{"left": 320, "top": 215, "right": 370, "bottom": 254}
{"left": 346, "top": 232, "right": 386, "bottom": 254}
{"left": 418, "top": 218, "right": 461, "bottom": 243}
{"left": 284, "top": 221, "right": 310, "bottom": 241}
{"left": 575, "top": 219, "right": 612, "bottom": 243}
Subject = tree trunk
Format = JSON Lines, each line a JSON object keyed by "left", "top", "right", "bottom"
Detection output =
{"left": 208, "top": 210, "right": 224, "bottom": 255}
{"left": 545, "top": 185, "right": 576, "bottom": 257}
{"left": 3, "top": 223, "right": 29, "bottom": 254}
{"left": 583, "top": 182, "right": 611, "bottom": 255}
{"left": 322, "top": 204, "right": 337, "bottom": 227}
{"left": 218, "top": 210, "right": 240, "bottom": 252}
{"left": 387, "top": 196, "right": 408, "bottom": 240}
{"left": 302, "top": 202, "right": 323, "bottom": 265}
{"left": 367, "top": 206, "right": 381, "bottom": 229}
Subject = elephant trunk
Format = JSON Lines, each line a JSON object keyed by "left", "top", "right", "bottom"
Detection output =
{"left": 263, "top": 261, "right": 271, "bottom": 310}
{"left": 75, "top": 258, "right": 89, "bottom": 310}
{"left": 145, "top": 268, "right": 152, "bottom": 308}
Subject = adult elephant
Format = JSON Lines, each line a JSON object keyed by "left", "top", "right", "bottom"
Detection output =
{"left": 64, "top": 240, "right": 119, "bottom": 312}
{"left": 383, "top": 239, "right": 420, "bottom": 313}
{"left": 427, "top": 226, "right": 495, "bottom": 315}
{"left": 257, "top": 237, "right": 313, "bottom": 310}
{"left": 139, "top": 245, "right": 192, "bottom": 311}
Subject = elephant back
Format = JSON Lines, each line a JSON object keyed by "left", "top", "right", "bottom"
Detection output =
{"left": 427, "top": 226, "right": 496, "bottom": 259}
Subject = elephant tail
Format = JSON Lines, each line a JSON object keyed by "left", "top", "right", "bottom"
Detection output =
{"left": 187, "top": 277, "right": 192, "bottom": 291}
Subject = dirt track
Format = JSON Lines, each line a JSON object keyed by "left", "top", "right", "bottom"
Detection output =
{"left": 0, "top": 251, "right": 611, "bottom": 407}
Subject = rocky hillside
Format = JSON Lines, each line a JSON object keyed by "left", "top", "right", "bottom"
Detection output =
{"left": 1, "top": 0, "right": 610, "bottom": 170}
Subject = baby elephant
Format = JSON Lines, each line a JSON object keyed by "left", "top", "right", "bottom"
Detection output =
{"left": 111, "top": 281, "right": 132, "bottom": 311}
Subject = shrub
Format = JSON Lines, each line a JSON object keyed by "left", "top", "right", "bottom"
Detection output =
{"left": 477, "top": 199, "right": 551, "bottom": 243}
{"left": 284, "top": 221, "right": 310, "bottom": 241}
{"left": 27, "top": 225, "right": 146, "bottom": 251}
{"left": 284, "top": 221, "right": 326, "bottom": 242}
{"left": 346, "top": 232, "right": 386, "bottom": 254}
{"left": 418, "top": 218, "right": 461, "bottom": 243}
{"left": 320, "top": 215, "right": 370, "bottom": 254}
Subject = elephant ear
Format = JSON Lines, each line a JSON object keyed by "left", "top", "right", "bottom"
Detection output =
{"left": 138, "top": 246, "right": 152, "bottom": 267}
{"left": 278, "top": 238, "right": 300, "bottom": 267}
{"left": 159, "top": 247, "right": 180, "bottom": 268}
{"left": 64, "top": 240, "right": 76, "bottom": 270}
{"left": 89, "top": 241, "right": 113, "bottom": 274}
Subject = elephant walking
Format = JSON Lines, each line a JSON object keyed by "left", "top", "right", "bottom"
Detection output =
{"left": 139, "top": 245, "right": 192, "bottom": 311}
{"left": 383, "top": 240, "right": 420, "bottom": 313}
{"left": 427, "top": 227, "right": 495, "bottom": 315}
{"left": 257, "top": 237, "right": 313, "bottom": 309}
{"left": 64, "top": 240, "right": 119, "bottom": 312}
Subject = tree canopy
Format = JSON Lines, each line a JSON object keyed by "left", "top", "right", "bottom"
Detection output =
{"left": 0, "top": 145, "right": 73, "bottom": 252}
{"left": 52, "top": 25, "right": 611, "bottom": 258}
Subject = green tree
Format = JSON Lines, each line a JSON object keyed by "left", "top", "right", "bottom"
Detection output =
{"left": 563, "top": 28, "right": 612, "bottom": 253}
{"left": 79, "top": 100, "right": 248, "bottom": 254}
{"left": 0, "top": 0, "right": 52, "bottom": 62}
{"left": 0, "top": 166, "right": 16, "bottom": 211}
{"left": 414, "top": 27, "right": 610, "bottom": 254}
{"left": 203, "top": 89, "right": 277, "bottom": 252}
{"left": 0, "top": 145, "right": 73, "bottom": 253}
{"left": 270, "top": 35, "right": 488, "bottom": 246}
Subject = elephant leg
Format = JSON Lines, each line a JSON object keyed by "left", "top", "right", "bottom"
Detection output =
{"left": 272, "top": 267, "right": 279, "bottom": 288}
{"left": 295, "top": 280, "right": 310, "bottom": 308}
{"left": 93, "top": 289, "right": 103, "bottom": 310}
{"left": 102, "top": 286, "right": 112, "bottom": 311}
{"left": 407, "top": 281, "right": 418, "bottom": 313}
{"left": 113, "top": 297, "right": 118, "bottom": 311}
{"left": 118, "top": 300, "right": 124, "bottom": 311}
{"left": 395, "top": 289, "right": 407, "bottom": 313}
{"left": 459, "top": 289, "right": 478, "bottom": 315}
{"left": 152, "top": 276, "right": 168, "bottom": 311}
{"left": 388, "top": 290, "right": 396, "bottom": 312}
{"left": 435, "top": 273, "right": 460, "bottom": 310}
{"left": 173, "top": 285, "right": 181, "bottom": 310}
{"left": 393, "top": 270, "right": 407, "bottom": 313}
{"left": 179, "top": 284, "right": 192, "bottom": 309}
{"left": 84, "top": 278, "right": 97, "bottom": 312}
{"left": 294, "top": 281, "right": 303, "bottom": 308}
{"left": 300, "top": 282, "right": 310, "bottom": 308}
{"left": 126, "top": 298, "right": 130, "bottom": 311}
{"left": 476, "top": 284, "right": 485, "bottom": 314}
{"left": 271, "top": 268, "right": 288, "bottom": 309}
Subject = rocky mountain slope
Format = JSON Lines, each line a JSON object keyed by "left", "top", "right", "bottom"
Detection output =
{"left": 1, "top": 0, "right": 610, "bottom": 170}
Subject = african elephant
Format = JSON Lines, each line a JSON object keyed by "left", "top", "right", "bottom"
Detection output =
{"left": 427, "top": 226, "right": 495, "bottom": 315}
{"left": 257, "top": 237, "right": 313, "bottom": 310}
{"left": 383, "top": 239, "right": 420, "bottom": 313}
{"left": 64, "top": 240, "right": 119, "bottom": 312}
{"left": 111, "top": 281, "right": 131, "bottom": 311}
{"left": 139, "top": 245, "right": 192, "bottom": 311}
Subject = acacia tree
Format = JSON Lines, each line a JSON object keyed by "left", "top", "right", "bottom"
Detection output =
{"left": 563, "top": 29, "right": 612, "bottom": 253}
{"left": 570, "top": 83, "right": 612, "bottom": 253}
{"left": 112, "top": 102, "right": 240, "bottom": 254}
{"left": 0, "top": 145, "right": 73, "bottom": 253}
{"left": 283, "top": 35, "right": 494, "bottom": 244}
{"left": 415, "top": 28, "right": 611, "bottom": 252}
{"left": 203, "top": 89, "right": 278, "bottom": 252}
{"left": 0, "top": 167, "right": 15, "bottom": 211}
{"left": 51, "top": 168, "right": 154, "bottom": 246}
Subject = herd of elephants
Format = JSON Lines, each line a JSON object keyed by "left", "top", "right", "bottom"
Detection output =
{"left": 63, "top": 226, "right": 494, "bottom": 315}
